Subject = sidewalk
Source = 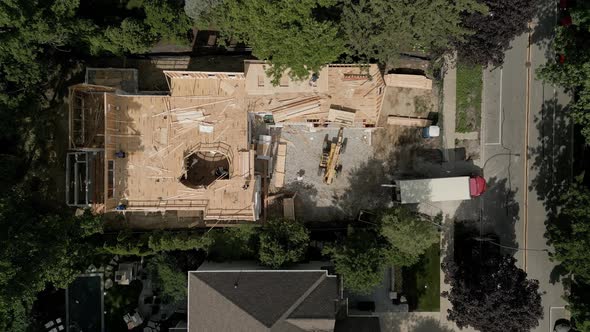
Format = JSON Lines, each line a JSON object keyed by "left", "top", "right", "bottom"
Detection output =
{"left": 438, "top": 52, "right": 478, "bottom": 332}
{"left": 441, "top": 52, "right": 457, "bottom": 162}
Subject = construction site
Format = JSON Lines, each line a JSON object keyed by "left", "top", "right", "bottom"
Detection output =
{"left": 66, "top": 61, "right": 439, "bottom": 226}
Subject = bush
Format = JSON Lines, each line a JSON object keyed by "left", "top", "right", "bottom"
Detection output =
{"left": 103, "top": 230, "right": 213, "bottom": 256}
{"left": 258, "top": 219, "right": 309, "bottom": 268}
{"left": 147, "top": 254, "right": 187, "bottom": 303}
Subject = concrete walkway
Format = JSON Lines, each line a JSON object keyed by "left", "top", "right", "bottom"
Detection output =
{"left": 441, "top": 53, "right": 457, "bottom": 162}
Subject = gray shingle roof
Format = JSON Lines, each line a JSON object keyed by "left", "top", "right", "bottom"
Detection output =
{"left": 189, "top": 270, "right": 338, "bottom": 332}
{"left": 288, "top": 277, "right": 339, "bottom": 319}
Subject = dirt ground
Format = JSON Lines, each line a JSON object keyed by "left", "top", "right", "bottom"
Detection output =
{"left": 379, "top": 86, "right": 440, "bottom": 126}
{"left": 455, "top": 139, "right": 480, "bottom": 160}
{"left": 274, "top": 124, "right": 442, "bottom": 222}
{"left": 274, "top": 85, "right": 442, "bottom": 222}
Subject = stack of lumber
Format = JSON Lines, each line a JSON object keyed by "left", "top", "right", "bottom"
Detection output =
{"left": 384, "top": 74, "right": 432, "bottom": 90}
{"left": 270, "top": 96, "right": 322, "bottom": 122}
{"left": 273, "top": 143, "right": 287, "bottom": 188}
{"left": 387, "top": 115, "right": 432, "bottom": 127}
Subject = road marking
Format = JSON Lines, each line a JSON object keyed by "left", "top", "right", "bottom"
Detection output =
{"left": 524, "top": 23, "right": 533, "bottom": 272}
{"left": 484, "top": 68, "right": 503, "bottom": 145}
{"left": 549, "top": 306, "right": 566, "bottom": 332}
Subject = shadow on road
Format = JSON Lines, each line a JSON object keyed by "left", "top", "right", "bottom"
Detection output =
{"left": 528, "top": 98, "right": 572, "bottom": 283}
{"left": 531, "top": 0, "right": 558, "bottom": 60}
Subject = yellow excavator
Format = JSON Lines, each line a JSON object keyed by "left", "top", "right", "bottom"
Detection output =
{"left": 319, "top": 127, "right": 344, "bottom": 184}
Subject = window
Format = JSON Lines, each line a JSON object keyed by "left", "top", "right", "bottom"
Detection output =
{"left": 107, "top": 160, "right": 115, "bottom": 198}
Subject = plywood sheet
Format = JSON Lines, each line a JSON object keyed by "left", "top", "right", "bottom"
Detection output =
{"left": 384, "top": 74, "right": 432, "bottom": 90}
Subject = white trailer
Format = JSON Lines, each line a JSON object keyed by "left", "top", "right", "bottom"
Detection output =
{"left": 394, "top": 176, "right": 486, "bottom": 204}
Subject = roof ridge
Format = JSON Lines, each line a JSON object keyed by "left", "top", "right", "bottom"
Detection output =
{"left": 271, "top": 272, "right": 327, "bottom": 328}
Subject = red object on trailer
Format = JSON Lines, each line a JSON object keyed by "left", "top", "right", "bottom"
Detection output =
{"left": 469, "top": 176, "right": 487, "bottom": 197}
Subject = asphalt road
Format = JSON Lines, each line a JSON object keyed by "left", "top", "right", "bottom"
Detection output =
{"left": 480, "top": 1, "right": 571, "bottom": 331}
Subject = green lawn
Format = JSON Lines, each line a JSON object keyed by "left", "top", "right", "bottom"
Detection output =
{"left": 456, "top": 62, "right": 483, "bottom": 133}
{"left": 402, "top": 243, "right": 441, "bottom": 312}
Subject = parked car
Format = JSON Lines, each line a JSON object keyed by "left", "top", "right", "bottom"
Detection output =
{"left": 554, "top": 319, "right": 571, "bottom": 332}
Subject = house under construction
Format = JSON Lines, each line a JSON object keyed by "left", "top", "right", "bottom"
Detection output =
{"left": 66, "top": 62, "right": 385, "bottom": 223}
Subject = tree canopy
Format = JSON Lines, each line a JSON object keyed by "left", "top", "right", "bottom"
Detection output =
{"left": 323, "top": 229, "right": 386, "bottom": 294}
{"left": 456, "top": 0, "right": 537, "bottom": 65}
{"left": 324, "top": 207, "right": 440, "bottom": 294}
{"left": 210, "top": 224, "right": 258, "bottom": 261}
{"left": 340, "top": 0, "right": 486, "bottom": 67}
{"left": 147, "top": 254, "right": 187, "bottom": 303}
{"left": 380, "top": 207, "right": 440, "bottom": 266}
{"left": 0, "top": 187, "right": 102, "bottom": 332}
{"left": 547, "top": 182, "right": 590, "bottom": 282}
{"left": 207, "top": 0, "right": 344, "bottom": 84}
{"left": 258, "top": 218, "right": 310, "bottom": 268}
{"left": 538, "top": 2, "right": 590, "bottom": 141}
{"left": 443, "top": 229, "right": 543, "bottom": 332}
{"left": 185, "top": 0, "right": 222, "bottom": 22}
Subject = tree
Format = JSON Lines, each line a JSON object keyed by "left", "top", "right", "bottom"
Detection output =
{"left": 143, "top": 0, "right": 192, "bottom": 45}
{"left": 258, "top": 218, "right": 309, "bottom": 268}
{"left": 566, "top": 280, "right": 590, "bottom": 332}
{"left": 323, "top": 229, "right": 386, "bottom": 294}
{"left": 147, "top": 254, "right": 187, "bottom": 303}
{"left": 0, "top": 0, "right": 99, "bottom": 108}
{"left": 340, "top": 0, "right": 487, "bottom": 67}
{"left": 457, "top": 0, "right": 537, "bottom": 65}
{"left": 379, "top": 207, "right": 440, "bottom": 266}
{"left": 442, "top": 231, "right": 543, "bottom": 332}
{"left": 210, "top": 224, "right": 258, "bottom": 261}
{"left": 103, "top": 230, "right": 214, "bottom": 256}
{"left": 546, "top": 182, "right": 590, "bottom": 282}
{"left": 185, "top": 0, "right": 222, "bottom": 21}
{"left": 208, "top": 0, "right": 344, "bottom": 84}
{"left": 97, "top": 18, "right": 156, "bottom": 55}
{"left": 538, "top": 2, "right": 590, "bottom": 141}
{"left": 0, "top": 186, "right": 103, "bottom": 332}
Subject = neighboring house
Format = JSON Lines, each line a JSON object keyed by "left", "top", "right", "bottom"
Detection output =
{"left": 188, "top": 269, "right": 343, "bottom": 332}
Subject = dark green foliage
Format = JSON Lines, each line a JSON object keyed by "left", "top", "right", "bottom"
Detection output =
{"left": 538, "top": 3, "right": 590, "bottom": 141}
{"left": 323, "top": 229, "right": 385, "bottom": 294}
{"left": 0, "top": 0, "right": 97, "bottom": 109}
{"left": 544, "top": 179, "right": 590, "bottom": 330}
{"left": 103, "top": 230, "right": 213, "bottom": 256}
{"left": 97, "top": 18, "right": 156, "bottom": 55}
{"left": 147, "top": 254, "right": 187, "bottom": 303}
{"left": 380, "top": 207, "right": 440, "bottom": 267}
{"left": 258, "top": 218, "right": 310, "bottom": 268}
{"left": 547, "top": 181, "right": 590, "bottom": 282}
{"left": 208, "top": 0, "right": 344, "bottom": 84}
{"left": 340, "top": 0, "right": 486, "bottom": 67}
{"left": 143, "top": 0, "right": 192, "bottom": 45}
{"left": 443, "top": 230, "right": 543, "bottom": 332}
{"left": 0, "top": 187, "right": 103, "bottom": 332}
{"left": 323, "top": 206, "right": 440, "bottom": 294}
{"left": 210, "top": 225, "right": 258, "bottom": 261}
{"left": 184, "top": 0, "right": 222, "bottom": 21}
{"left": 567, "top": 280, "right": 590, "bottom": 332}
{"left": 457, "top": 0, "right": 537, "bottom": 65}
